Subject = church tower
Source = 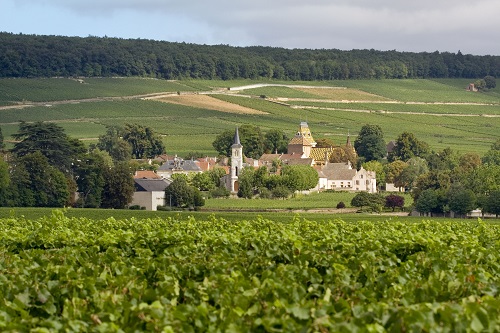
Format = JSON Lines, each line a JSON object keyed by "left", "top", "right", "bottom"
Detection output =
{"left": 230, "top": 127, "right": 243, "bottom": 193}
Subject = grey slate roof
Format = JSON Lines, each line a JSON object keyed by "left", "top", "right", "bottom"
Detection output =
{"left": 134, "top": 179, "right": 172, "bottom": 192}
{"left": 321, "top": 163, "right": 357, "bottom": 180}
{"left": 157, "top": 159, "right": 202, "bottom": 172}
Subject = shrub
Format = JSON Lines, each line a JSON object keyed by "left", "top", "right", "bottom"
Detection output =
{"left": 336, "top": 201, "right": 346, "bottom": 209}
{"left": 258, "top": 187, "right": 272, "bottom": 199}
{"left": 210, "top": 186, "right": 230, "bottom": 198}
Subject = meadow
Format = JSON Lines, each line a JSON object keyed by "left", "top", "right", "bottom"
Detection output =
{"left": 1, "top": 77, "right": 499, "bottom": 155}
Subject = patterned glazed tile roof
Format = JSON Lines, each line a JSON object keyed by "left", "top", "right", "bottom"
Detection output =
{"left": 309, "top": 147, "right": 334, "bottom": 161}
{"left": 288, "top": 136, "right": 313, "bottom": 146}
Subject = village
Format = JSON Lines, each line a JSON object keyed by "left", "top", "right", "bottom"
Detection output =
{"left": 131, "top": 122, "right": 378, "bottom": 211}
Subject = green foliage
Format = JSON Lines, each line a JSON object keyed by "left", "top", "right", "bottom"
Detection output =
{"left": 354, "top": 124, "right": 386, "bottom": 162}
{"left": 123, "top": 123, "right": 165, "bottom": 159}
{"left": 484, "top": 76, "right": 497, "bottom": 89}
{"left": 272, "top": 185, "right": 292, "bottom": 199}
{"left": 280, "top": 164, "right": 319, "bottom": 192}
{"left": 97, "top": 126, "right": 132, "bottom": 161}
{"left": 363, "top": 160, "right": 386, "bottom": 188}
{"left": 2, "top": 33, "right": 499, "bottom": 82}
{"left": 264, "top": 129, "right": 289, "bottom": 154}
{"left": 484, "top": 190, "right": 500, "bottom": 217}
{"left": 191, "top": 172, "right": 216, "bottom": 191}
{"left": 165, "top": 177, "right": 205, "bottom": 208}
{"left": 237, "top": 167, "right": 255, "bottom": 199}
{"left": 351, "top": 192, "right": 385, "bottom": 212}
{"left": 73, "top": 151, "right": 108, "bottom": 208}
{"left": 11, "top": 121, "right": 79, "bottom": 173}
{"left": 415, "top": 189, "right": 440, "bottom": 214}
{"left": 390, "top": 132, "right": 430, "bottom": 162}
{"left": 482, "top": 139, "right": 500, "bottom": 166}
{"left": 0, "top": 127, "right": 4, "bottom": 151}
{"left": 101, "top": 162, "right": 135, "bottom": 209}
{"left": 213, "top": 125, "right": 264, "bottom": 159}
{"left": 447, "top": 185, "right": 477, "bottom": 217}
{"left": 9, "top": 152, "right": 70, "bottom": 207}
{"left": 209, "top": 186, "right": 230, "bottom": 199}
{"left": 3, "top": 213, "right": 500, "bottom": 331}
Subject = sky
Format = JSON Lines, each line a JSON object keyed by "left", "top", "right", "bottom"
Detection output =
{"left": 2, "top": 0, "right": 499, "bottom": 56}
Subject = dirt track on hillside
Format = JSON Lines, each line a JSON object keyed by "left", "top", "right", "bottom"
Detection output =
{"left": 152, "top": 94, "right": 268, "bottom": 115}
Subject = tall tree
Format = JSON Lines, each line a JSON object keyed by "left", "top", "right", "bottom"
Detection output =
{"left": 123, "top": 123, "right": 166, "bottom": 159}
{"left": 354, "top": 124, "right": 386, "bottom": 162}
{"left": 73, "top": 150, "right": 111, "bottom": 208}
{"left": 280, "top": 165, "right": 319, "bottom": 192}
{"left": 9, "top": 152, "right": 70, "bottom": 207}
{"left": 482, "top": 139, "right": 500, "bottom": 166}
{"left": 213, "top": 125, "right": 265, "bottom": 159}
{"left": 11, "top": 121, "right": 78, "bottom": 173}
{"left": 384, "top": 160, "right": 408, "bottom": 190}
{"left": 415, "top": 189, "right": 439, "bottom": 215}
{"left": 389, "top": 132, "right": 430, "bottom": 162}
{"left": 399, "top": 157, "right": 429, "bottom": 190}
{"left": 97, "top": 126, "right": 132, "bottom": 161}
{"left": 100, "top": 162, "right": 135, "bottom": 209}
{"left": 363, "top": 160, "right": 386, "bottom": 190}
{"left": 0, "top": 158, "right": 9, "bottom": 206}
{"left": 264, "top": 129, "right": 289, "bottom": 154}
{"left": 165, "top": 177, "right": 204, "bottom": 208}
{"left": 0, "top": 127, "right": 5, "bottom": 151}
{"left": 447, "top": 185, "right": 476, "bottom": 217}
{"left": 484, "top": 190, "right": 500, "bottom": 217}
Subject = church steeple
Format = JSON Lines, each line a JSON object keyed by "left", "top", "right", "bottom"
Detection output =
{"left": 346, "top": 130, "right": 352, "bottom": 147}
{"left": 230, "top": 127, "right": 243, "bottom": 193}
{"left": 232, "top": 127, "right": 242, "bottom": 148}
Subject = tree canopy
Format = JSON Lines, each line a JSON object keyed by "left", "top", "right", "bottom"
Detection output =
{"left": 1, "top": 33, "right": 499, "bottom": 80}
{"left": 11, "top": 121, "right": 83, "bottom": 173}
{"left": 354, "top": 125, "right": 386, "bottom": 162}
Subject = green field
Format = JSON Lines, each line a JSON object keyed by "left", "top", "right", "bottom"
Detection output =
{"left": 1, "top": 78, "right": 499, "bottom": 155}
{"left": 0, "top": 77, "right": 198, "bottom": 105}
{"left": 2, "top": 212, "right": 500, "bottom": 331}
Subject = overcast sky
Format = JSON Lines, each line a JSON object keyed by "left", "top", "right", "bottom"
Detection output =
{"left": 2, "top": 0, "right": 499, "bottom": 55}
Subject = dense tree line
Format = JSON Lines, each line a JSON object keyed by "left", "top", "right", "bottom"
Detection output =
{"left": 1, "top": 33, "right": 499, "bottom": 80}
{"left": 355, "top": 123, "right": 500, "bottom": 217}
{"left": 0, "top": 122, "right": 166, "bottom": 209}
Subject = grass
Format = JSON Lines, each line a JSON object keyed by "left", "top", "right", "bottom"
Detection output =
{"left": 0, "top": 77, "right": 198, "bottom": 104}
{"left": 204, "top": 191, "right": 414, "bottom": 210}
{"left": 339, "top": 79, "right": 500, "bottom": 103}
{"left": 1, "top": 78, "right": 499, "bottom": 155}
{"left": 285, "top": 101, "right": 500, "bottom": 116}
{"left": 1, "top": 207, "right": 497, "bottom": 225}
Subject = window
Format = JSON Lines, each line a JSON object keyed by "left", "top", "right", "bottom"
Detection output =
{"left": 356, "top": 180, "right": 360, "bottom": 185}
{"left": 361, "top": 175, "right": 364, "bottom": 179}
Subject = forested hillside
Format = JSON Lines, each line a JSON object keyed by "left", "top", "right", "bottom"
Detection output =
{"left": 1, "top": 32, "right": 499, "bottom": 80}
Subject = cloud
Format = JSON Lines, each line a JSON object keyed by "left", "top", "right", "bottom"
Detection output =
{"left": 6, "top": 0, "right": 500, "bottom": 54}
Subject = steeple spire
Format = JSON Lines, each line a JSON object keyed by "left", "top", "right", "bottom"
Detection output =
{"left": 232, "top": 127, "right": 242, "bottom": 147}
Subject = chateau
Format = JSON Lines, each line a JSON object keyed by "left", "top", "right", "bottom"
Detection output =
{"left": 226, "top": 122, "right": 377, "bottom": 193}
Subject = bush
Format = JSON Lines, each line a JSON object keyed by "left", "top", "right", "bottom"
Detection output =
{"left": 272, "top": 185, "right": 291, "bottom": 199}
{"left": 336, "top": 201, "right": 346, "bottom": 209}
{"left": 258, "top": 187, "right": 272, "bottom": 199}
{"left": 129, "top": 205, "right": 145, "bottom": 210}
{"left": 210, "top": 186, "right": 230, "bottom": 198}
